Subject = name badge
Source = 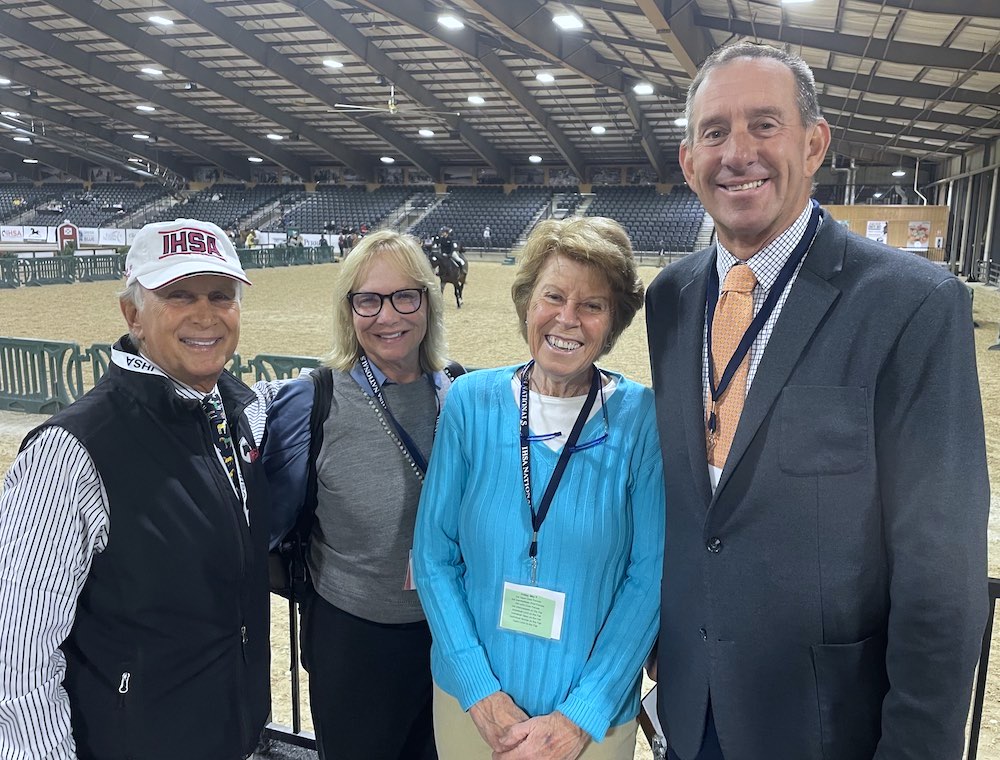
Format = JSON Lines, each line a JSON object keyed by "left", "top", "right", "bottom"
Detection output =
{"left": 402, "top": 549, "right": 416, "bottom": 591}
{"left": 499, "top": 581, "right": 565, "bottom": 640}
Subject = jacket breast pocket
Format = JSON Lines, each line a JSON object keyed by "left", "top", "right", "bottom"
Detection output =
{"left": 778, "top": 386, "right": 868, "bottom": 476}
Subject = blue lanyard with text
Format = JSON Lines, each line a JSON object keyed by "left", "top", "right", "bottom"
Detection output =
{"left": 518, "top": 360, "right": 601, "bottom": 585}
{"left": 705, "top": 201, "right": 822, "bottom": 435}
{"left": 358, "top": 353, "right": 437, "bottom": 475}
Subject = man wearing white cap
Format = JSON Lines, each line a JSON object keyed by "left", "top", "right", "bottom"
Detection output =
{"left": 0, "top": 219, "right": 273, "bottom": 759}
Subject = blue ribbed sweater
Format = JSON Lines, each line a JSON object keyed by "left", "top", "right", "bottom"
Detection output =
{"left": 413, "top": 365, "right": 664, "bottom": 741}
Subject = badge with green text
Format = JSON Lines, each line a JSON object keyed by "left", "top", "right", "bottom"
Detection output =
{"left": 499, "top": 581, "right": 566, "bottom": 640}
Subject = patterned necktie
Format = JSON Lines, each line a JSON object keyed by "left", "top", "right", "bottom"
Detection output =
{"left": 201, "top": 393, "right": 241, "bottom": 496}
{"left": 707, "top": 263, "right": 758, "bottom": 468}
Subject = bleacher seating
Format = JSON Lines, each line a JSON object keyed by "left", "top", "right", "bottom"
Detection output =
{"left": 410, "top": 186, "right": 552, "bottom": 250}
{"left": 0, "top": 182, "right": 83, "bottom": 223}
{"left": 149, "top": 185, "right": 297, "bottom": 231}
{"left": 264, "top": 185, "right": 424, "bottom": 234}
{"left": 584, "top": 186, "right": 706, "bottom": 252}
{"left": 20, "top": 183, "right": 169, "bottom": 227}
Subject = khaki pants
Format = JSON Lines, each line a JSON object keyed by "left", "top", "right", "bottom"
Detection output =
{"left": 433, "top": 683, "right": 637, "bottom": 760}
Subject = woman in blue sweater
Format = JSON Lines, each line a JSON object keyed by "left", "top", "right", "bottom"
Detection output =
{"left": 414, "top": 217, "right": 664, "bottom": 760}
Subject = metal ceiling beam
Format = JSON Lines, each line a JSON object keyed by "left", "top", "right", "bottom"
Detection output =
{"left": 0, "top": 151, "right": 40, "bottom": 180}
{"left": 0, "top": 10, "right": 271, "bottom": 181}
{"left": 1, "top": 141, "right": 90, "bottom": 180}
{"left": 478, "top": 51, "right": 587, "bottom": 179}
{"left": 464, "top": 0, "right": 673, "bottom": 179}
{"left": 633, "top": 0, "right": 715, "bottom": 75}
{"left": 292, "top": 0, "right": 506, "bottom": 179}
{"left": 827, "top": 112, "right": 989, "bottom": 146}
{"left": 828, "top": 126, "right": 964, "bottom": 157}
{"left": 465, "top": 0, "right": 626, "bottom": 88}
{"left": 850, "top": 0, "right": 1000, "bottom": 19}
{"left": 35, "top": 0, "right": 315, "bottom": 179}
{"left": 0, "top": 89, "right": 191, "bottom": 178}
{"left": 819, "top": 94, "right": 997, "bottom": 133}
{"left": 161, "top": 0, "right": 417, "bottom": 180}
{"left": 355, "top": 0, "right": 588, "bottom": 178}
{"left": 623, "top": 91, "right": 669, "bottom": 181}
{"left": 695, "top": 14, "right": 1000, "bottom": 73}
{"left": 812, "top": 67, "right": 996, "bottom": 108}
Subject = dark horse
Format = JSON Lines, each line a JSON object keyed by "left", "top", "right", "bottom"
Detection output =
{"left": 429, "top": 252, "right": 468, "bottom": 308}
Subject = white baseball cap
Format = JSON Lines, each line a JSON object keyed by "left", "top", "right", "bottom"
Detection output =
{"left": 125, "top": 218, "right": 252, "bottom": 289}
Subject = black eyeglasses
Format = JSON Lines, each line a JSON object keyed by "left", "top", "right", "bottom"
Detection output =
{"left": 347, "top": 287, "right": 427, "bottom": 317}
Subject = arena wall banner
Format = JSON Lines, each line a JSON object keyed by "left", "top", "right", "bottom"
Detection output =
{"left": 1, "top": 226, "right": 25, "bottom": 243}
{"left": 302, "top": 233, "right": 322, "bottom": 247}
{"left": 78, "top": 228, "right": 99, "bottom": 246}
{"left": 23, "top": 225, "right": 46, "bottom": 243}
{"left": 126, "top": 228, "right": 139, "bottom": 244}
{"left": 99, "top": 228, "right": 127, "bottom": 246}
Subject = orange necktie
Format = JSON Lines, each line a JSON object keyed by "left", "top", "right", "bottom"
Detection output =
{"left": 707, "top": 264, "right": 757, "bottom": 468}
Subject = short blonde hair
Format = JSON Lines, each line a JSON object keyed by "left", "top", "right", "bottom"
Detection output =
{"left": 326, "top": 230, "right": 448, "bottom": 373}
{"left": 511, "top": 217, "right": 644, "bottom": 355}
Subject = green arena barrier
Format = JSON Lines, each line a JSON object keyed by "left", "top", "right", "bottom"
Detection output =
{"left": 0, "top": 257, "right": 20, "bottom": 288}
{"left": 18, "top": 256, "right": 77, "bottom": 286}
{"left": 244, "top": 354, "right": 320, "bottom": 382}
{"left": 0, "top": 338, "right": 85, "bottom": 414}
{"left": 77, "top": 255, "right": 124, "bottom": 282}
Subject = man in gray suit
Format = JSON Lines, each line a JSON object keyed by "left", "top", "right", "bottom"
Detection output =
{"left": 646, "top": 42, "right": 989, "bottom": 760}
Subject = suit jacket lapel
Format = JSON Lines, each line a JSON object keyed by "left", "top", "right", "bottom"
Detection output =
{"left": 677, "top": 250, "right": 714, "bottom": 508}
{"left": 713, "top": 216, "right": 847, "bottom": 500}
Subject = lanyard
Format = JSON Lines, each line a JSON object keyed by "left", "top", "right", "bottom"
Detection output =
{"left": 358, "top": 353, "right": 437, "bottom": 475}
{"left": 518, "top": 360, "right": 601, "bottom": 584}
{"left": 705, "top": 201, "right": 822, "bottom": 434}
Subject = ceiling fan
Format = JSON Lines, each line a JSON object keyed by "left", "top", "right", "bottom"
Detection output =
{"left": 330, "top": 84, "right": 461, "bottom": 120}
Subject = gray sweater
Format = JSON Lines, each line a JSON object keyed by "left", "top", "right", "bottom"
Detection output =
{"left": 308, "top": 369, "right": 438, "bottom": 624}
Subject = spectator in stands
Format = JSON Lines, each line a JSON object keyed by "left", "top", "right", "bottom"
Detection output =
{"left": 263, "top": 230, "right": 464, "bottom": 760}
{"left": 414, "top": 216, "right": 662, "bottom": 760}
{"left": 645, "top": 41, "right": 988, "bottom": 760}
{"left": 482, "top": 225, "right": 491, "bottom": 251}
{"left": 0, "top": 218, "right": 272, "bottom": 758}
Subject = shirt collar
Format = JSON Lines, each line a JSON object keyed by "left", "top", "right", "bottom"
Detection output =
{"left": 716, "top": 202, "right": 813, "bottom": 294}
{"left": 111, "top": 344, "right": 219, "bottom": 401}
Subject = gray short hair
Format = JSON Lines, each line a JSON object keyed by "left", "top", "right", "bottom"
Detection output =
{"left": 685, "top": 42, "right": 822, "bottom": 144}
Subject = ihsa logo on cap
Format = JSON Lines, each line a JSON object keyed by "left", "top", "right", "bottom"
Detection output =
{"left": 159, "top": 226, "right": 224, "bottom": 260}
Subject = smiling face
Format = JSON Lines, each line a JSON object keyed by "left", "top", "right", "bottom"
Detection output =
{"left": 121, "top": 274, "right": 240, "bottom": 392}
{"left": 526, "top": 254, "right": 613, "bottom": 397}
{"left": 680, "top": 57, "right": 830, "bottom": 259}
{"left": 352, "top": 259, "right": 428, "bottom": 383}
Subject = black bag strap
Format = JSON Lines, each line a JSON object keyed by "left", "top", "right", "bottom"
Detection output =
{"left": 444, "top": 360, "right": 467, "bottom": 380}
{"left": 301, "top": 366, "right": 334, "bottom": 536}
{"left": 284, "top": 366, "right": 333, "bottom": 599}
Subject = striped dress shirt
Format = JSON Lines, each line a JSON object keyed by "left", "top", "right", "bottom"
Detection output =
{"left": 702, "top": 202, "right": 822, "bottom": 488}
{"left": 0, "top": 353, "right": 274, "bottom": 759}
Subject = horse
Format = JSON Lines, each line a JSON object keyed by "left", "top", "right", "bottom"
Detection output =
{"left": 429, "top": 252, "right": 468, "bottom": 308}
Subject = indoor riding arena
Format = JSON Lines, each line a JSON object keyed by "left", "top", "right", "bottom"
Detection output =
{"left": 0, "top": 0, "right": 998, "bottom": 758}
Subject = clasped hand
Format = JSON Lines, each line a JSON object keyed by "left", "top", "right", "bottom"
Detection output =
{"left": 470, "top": 692, "right": 589, "bottom": 760}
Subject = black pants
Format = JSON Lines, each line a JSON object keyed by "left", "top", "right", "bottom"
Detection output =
{"left": 301, "top": 591, "right": 437, "bottom": 760}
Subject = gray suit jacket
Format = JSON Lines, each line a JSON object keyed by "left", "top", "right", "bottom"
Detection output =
{"left": 646, "top": 212, "right": 989, "bottom": 760}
